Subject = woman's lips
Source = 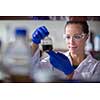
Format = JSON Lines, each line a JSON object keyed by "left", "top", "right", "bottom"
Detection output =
{"left": 69, "top": 46, "right": 77, "bottom": 49}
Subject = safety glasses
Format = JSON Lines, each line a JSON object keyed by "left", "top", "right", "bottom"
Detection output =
{"left": 63, "top": 33, "right": 86, "bottom": 41}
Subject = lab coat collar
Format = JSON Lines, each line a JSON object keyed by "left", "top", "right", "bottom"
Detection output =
{"left": 75, "top": 54, "right": 97, "bottom": 73}
{"left": 64, "top": 51, "right": 96, "bottom": 73}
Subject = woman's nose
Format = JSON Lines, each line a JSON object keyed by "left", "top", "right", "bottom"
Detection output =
{"left": 69, "top": 37, "right": 75, "bottom": 44}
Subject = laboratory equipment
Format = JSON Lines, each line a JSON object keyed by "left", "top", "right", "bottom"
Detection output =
{"left": 41, "top": 36, "right": 53, "bottom": 51}
{"left": 2, "top": 28, "right": 33, "bottom": 82}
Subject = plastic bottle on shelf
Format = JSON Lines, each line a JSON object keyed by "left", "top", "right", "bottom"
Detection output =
{"left": 85, "top": 33, "right": 93, "bottom": 53}
{"left": 94, "top": 34, "right": 100, "bottom": 51}
{"left": 2, "top": 28, "right": 33, "bottom": 82}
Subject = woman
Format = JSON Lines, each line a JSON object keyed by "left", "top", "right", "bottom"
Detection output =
{"left": 31, "top": 21, "right": 100, "bottom": 82}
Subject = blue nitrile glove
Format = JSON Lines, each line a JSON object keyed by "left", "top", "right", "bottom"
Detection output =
{"left": 32, "top": 26, "right": 49, "bottom": 44}
{"left": 47, "top": 50, "right": 74, "bottom": 75}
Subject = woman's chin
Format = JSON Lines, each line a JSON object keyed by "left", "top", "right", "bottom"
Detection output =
{"left": 69, "top": 49, "right": 78, "bottom": 54}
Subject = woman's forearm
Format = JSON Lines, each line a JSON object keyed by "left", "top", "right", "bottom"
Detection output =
{"left": 31, "top": 43, "right": 39, "bottom": 56}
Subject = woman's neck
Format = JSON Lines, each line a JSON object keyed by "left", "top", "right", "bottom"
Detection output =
{"left": 70, "top": 52, "right": 86, "bottom": 66}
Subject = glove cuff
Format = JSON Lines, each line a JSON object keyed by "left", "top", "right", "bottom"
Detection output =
{"left": 32, "top": 38, "right": 40, "bottom": 44}
{"left": 64, "top": 67, "right": 74, "bottom": 75}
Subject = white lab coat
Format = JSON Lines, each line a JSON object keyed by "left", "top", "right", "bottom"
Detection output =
{"left": 32, "top": 49, "right": 100, "bottom": 82}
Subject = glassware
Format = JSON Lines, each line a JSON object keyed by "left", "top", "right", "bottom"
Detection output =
{"left": 41, "top": 36, "right": 53, "bottom": 51}
{"left": 2, "top": 28, "right": 33, "bottom": 82}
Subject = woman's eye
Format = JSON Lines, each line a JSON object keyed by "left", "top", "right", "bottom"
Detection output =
{"left": 66, "top": 36, "right": 70, "bottom": 39}
{"left": 74, "top": 35, "right": 81, "bottom": 39}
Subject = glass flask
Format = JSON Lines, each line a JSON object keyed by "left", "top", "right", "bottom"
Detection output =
{"left": 41, "top": 36, "right": 53, "bottom": 51}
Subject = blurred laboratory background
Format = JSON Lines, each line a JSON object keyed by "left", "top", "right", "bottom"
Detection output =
{"left": 0, "top": 16, "right": 100, "bottom": 60}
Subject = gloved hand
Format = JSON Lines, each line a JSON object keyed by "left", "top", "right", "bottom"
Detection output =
{"left": 32, "top": 26, "right": 49, "bottom": 44}
{"left": 47, "top": 50, "right": 74, "bottom": 75}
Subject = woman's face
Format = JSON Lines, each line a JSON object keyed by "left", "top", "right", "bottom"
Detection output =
{"left": 65, "top": 23, "right": 88, "bottom": 55}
